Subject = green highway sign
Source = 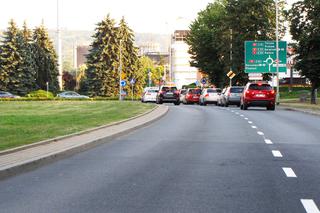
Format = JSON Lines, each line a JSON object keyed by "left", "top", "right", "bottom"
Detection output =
{"left": 245, "top": 41, "right": 287, "bottom": 73}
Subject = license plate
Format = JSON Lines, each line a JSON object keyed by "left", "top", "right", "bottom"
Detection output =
{"left": 193, "top": 96, "right": 198, "bottom": 98}
{"left": 167, "top": 92, "right": 173, "bottom": 95}
{"left": 255, "top": 94, "right": 265, "bottom": 97}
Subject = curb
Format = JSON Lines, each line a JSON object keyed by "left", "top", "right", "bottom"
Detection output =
{"left": 278, "top": 106, "right": 320, "bottom": 116}
{"left": 0, "top": 105, "right": 169, "bottom": 180}
{"left": 0, "top": 105, "right": 159, "bottom": 156}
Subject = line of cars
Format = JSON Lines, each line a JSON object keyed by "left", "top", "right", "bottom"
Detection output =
{"left": 141, "top": 81, "right": 276, "bottom": 110}
{"left": 0, "top": 91, "right": 89, "bottom": 99}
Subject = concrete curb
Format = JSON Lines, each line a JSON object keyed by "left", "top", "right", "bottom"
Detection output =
{"left": 278, "top": 106, "right": 320, "bottom": 116}
{"left": 0, "top": 105, "right": 169, "bottom": 180}
{"left": 0, "top": 105, "right": 159, "bottom": 156}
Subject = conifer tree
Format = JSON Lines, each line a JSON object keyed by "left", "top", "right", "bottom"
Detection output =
{"left": 33, "top": 23, "right": 59, "bottom": 92}
{"left": 0, "top": 20, "right": 23, "bottom": 93}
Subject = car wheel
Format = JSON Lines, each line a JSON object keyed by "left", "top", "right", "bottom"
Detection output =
{"left": 267, "top": 105, "right": 275, "bottom": 111}
{"left": 243, "top": 103, "right": 248, "bottom": 110}
{"left": 174, "top": 101, "right": 180, "bottom": 105}
{"left": 240, "top": 104, "right": 243, "bottom": 110}
{"left": 203, "top": 101, "right": 207, "bottom": 106}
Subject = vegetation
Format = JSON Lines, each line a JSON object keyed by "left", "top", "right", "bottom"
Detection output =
{"left": 187, "top": 0, "right": 286, "bottom": 88}
{"left": 83, "top": 15, "right": 144, "bottom": 97}
{"left": 289, "top": 0, "right": 320, "bottom": 104}
{"left": 0, "top": 101, "right": 154, "bottom": 150}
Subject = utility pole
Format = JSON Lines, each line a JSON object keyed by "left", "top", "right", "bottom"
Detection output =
{"left": 57, "top": 0, "right": 63, "bottom": 90}
{"left": 230, "top": 28, "right": 233, "bottom": 87}
{"left": 119, "top": 40, "right": 123, "bottom": 101}
{"left": 276, "top": 0, "right": 280, "bottom": 105}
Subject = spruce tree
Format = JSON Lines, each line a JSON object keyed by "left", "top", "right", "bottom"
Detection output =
{"left": 85, "top": 15, "right": 118, "bottom": 97}
{"left": 0, "top": 20, "right": 23, "bottom": 93}
{"left": 33, "top": 23, "right": 59, "bottom": 92}
{"left": 117, "top": 17, "right": 143, "bottom": 97}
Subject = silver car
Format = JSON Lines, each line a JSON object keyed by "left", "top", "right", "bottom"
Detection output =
{"left": 219, "top": 86, "right": 244, "bottom": 107}
{"left": 57, "top": 91, "right": 89, "bottom": 99}
{"left": 199, "top": 88, "right": 221, "bottom": 105}
{"left": 141, "top": 88, "right": 158, "bottom": 102}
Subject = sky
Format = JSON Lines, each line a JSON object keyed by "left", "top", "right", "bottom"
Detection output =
{"left": 1, "top": 0, "right": 299, "bottom": 33}
{"left": 1, "top": 0, "right": 212, "bottom": 33}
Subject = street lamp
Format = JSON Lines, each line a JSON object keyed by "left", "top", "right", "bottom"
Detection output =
{"left": 275, "top": 0, "right": 280, "bottom": 105}
{"left": 119, "top": 40, "right": 123, "bottom": 101}
{"left": 57, "top": 0, "right": 63, "bottom": 90}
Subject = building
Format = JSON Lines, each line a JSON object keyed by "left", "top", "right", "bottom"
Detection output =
{"left": 170, "top": 30, "right": 199, "bottom": 89}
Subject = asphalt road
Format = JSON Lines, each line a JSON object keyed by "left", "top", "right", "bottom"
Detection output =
{"left": 0, "top": 104, "right": 319, "bottom": 213}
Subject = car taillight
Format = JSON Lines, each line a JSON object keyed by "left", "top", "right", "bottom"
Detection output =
{"left": 146, "top": 93, "right": 151, "bottom": 95}
{"left": 205, "top": 94, "right": 209, "bottom": 97}
{"left": 175, "top": 91, "right": 180, "bottom": 95}
{"left": 245, "top": 90, "right": 253, "bottom": 97}
{"left": 228, "top": 91, "right": 231, "bottom": 96}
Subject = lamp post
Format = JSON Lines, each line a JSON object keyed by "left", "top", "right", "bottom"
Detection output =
{"left": 275, "top": 0, "right": 280, "bottom": 105}
{"left": 57, "top": 0, "right": 63, "bottom": 90}
{"left": 119, "top": 40, "right": 123, "bottom": 101}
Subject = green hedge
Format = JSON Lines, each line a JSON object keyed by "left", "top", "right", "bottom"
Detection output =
{"left": 27, "top": 90, "right": 54, "bottom": 98}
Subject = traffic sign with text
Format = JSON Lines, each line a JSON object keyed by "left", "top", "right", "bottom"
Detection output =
{"left": 245, "top": 41, "right": 287, "bottom": 73}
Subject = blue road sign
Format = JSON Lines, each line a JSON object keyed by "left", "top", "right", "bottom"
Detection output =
{"left": 120, "top": 80, "right": 126, "bottom": 87}
{"left": 201, "top": 78, "right": 207, "bottom": 84}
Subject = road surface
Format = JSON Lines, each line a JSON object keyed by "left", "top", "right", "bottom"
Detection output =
{"left": 0, "top": 105, "right": 319, "bottom": 213}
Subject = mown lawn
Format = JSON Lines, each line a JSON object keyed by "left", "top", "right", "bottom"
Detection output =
{"left": 0, "top": 101, "right": 154, "bottom": 151}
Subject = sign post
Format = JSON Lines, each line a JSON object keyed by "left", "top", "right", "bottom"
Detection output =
{"left": 130, "top": 78, "right": 135, "bottom": 101}
{"left": 226, "top": 71, "right": 236, "bottom": 87}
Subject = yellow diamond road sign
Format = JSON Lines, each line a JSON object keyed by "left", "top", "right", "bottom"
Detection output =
{"left": 227, "top": 71, "right": 236, "bottom": 79}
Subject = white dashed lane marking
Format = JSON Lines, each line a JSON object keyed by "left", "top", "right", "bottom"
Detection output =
{"left": 257, "top": 131, "right": 264, "bottom": 136}
{"left": 301, "top": 199, "right": 320, "bottom": 213}
{"left": 244, "top": 118, "right": 248, "bottom": 120}
{"left": 251, "top": 126, "right": 257, "bottom": 129}
{"left": 248, "top": 121, "right": 253, "bottom": 124}
{"left": 264, "top": 139, "right": 273, "bottom": 144}
{"left": 272, "top": 150, "right": 283, "bottom": 158}
{"left": 282, "top": 167, "right": 297, "bottom": 178}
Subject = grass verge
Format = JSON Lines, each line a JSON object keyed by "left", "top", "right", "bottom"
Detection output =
{"left": 0, "top": 101, "right": 154, "bottom": 151}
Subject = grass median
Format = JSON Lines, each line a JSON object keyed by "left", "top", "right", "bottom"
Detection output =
{"left": 0, "top": 101, "right": 155, "bottom": 151}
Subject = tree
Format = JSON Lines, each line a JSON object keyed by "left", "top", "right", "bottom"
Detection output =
{"left": 85, "top": 15, "right": 118, "bottom": 97}
{"left": 289, "top": 0, "right": 320, "bottom": 104}
{"left": 33, "top": 23, "right": 59, "bottom": 92}
{"left": 0, "top": 20, "right": 23, "bottom": 93}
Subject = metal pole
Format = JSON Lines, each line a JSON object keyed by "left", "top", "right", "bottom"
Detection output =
{"left": 119, "top": 40, "right": 122, "bottom": 101}
{"left": 132, "top": 83, "right": 134, "bottom": 101}
{"left": 46, "top": 82, "right": 49, "bottom": 98}
{"left": 276, "top": 0, "right": 280, "bottom": 105}
{"left": 230, "top": 28, "right": 233, "bottom": 87}
{"left": 57, "top": 0, "right": 63, "bottom": 90}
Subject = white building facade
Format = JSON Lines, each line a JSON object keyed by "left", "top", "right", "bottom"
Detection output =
{"left": 171, "top": 30, "right": 198, "bottom": 89}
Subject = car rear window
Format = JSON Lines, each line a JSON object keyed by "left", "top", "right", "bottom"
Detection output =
{"left": 207, "top": 89, "right": 218, "bottom": 93}
{"left": 230, "top": 87, "right": 244, "bottom": 93}
{"left": 249, "top": 84, "right": 272, "bottom": 91}
{"left": 162, "top": 87, "right": 177, "bottom": 91}
{"left": 148, "top": 90, "right": 158, "bottom": 93}
{"left": 190, "top": 89, "right": 201, "bottom": 94}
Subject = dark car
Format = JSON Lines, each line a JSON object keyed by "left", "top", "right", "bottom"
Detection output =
{"left": 219, "top": 86, "right": 244, "bottom": 107}
{"left": 0, "top": 91, "right": 20, "bottom": 98}
{"left": 240, "top": 82, "right": 276, "bottom": 110}
{"left": 183, "top": 88, "right": 202, "bottom": 104}
{"left": 156, "top": 86, "right": 180, "bottom": 105}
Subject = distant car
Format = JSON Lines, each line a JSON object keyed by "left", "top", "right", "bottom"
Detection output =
{"left": 199, "top": 88, "right": 221, "bottom": 105}
{"left": 240, "top": 82, "right": 275, "bottom": 110}
{"left": 141, "top": 88, "right": 158, "bottom": 102}
{"left": 219, "top": 86, "right": 244, "bottom": 107}
{"left": 183, "top": 88, "right": 202, "bottom": 104}
{"left": 57, "top": 91, "right": 89, "bottom": 99}
{"left": 179, "top": 89, "right": 187, "bottom": 103}
{"left": 0, "top": 91, "right": 20, "bottom": 98}
{"left": 156, "top": 85, "right": 180, "bottom": 105}
{"left": 217, "top": 88, "right": 227, "bottom": 106}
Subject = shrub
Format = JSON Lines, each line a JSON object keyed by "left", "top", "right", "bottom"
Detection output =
{"left": 27, "top": 90, "right": 54, "bottom": 98}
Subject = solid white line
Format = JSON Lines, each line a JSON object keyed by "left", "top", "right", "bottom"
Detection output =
{"left": 272, "top": 150, "right": 283, "bottom": 158}
{"left": 265, "top": 139, "right": 273, "bottom": 144}
{"left": 257, "top": 131, "right": 264, "bottom": 136}
{"left": 301, "top": 199, "right": 320, "bottom": 213}
{"left": 251, "top": 126, "right": 257, "bottom": 129}
{"left": 282, "top": 167, "right": 297, "bottom": 178}
{"left": 248, "top": 121, "right": 253, "bottom": 124}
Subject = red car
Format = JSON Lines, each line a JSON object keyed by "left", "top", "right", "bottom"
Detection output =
{"left": 240, "top": 82, "right": 276, "bottom": 110}
{"left": 183, "top": 88, "right": 202, "bottom": 104}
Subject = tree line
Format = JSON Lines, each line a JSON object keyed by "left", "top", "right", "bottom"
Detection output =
{"left": 0, "top": 20, "right": 59, "bottom": 95}
{"left": 187, "top": 0, "right": 319, "bottom": 103}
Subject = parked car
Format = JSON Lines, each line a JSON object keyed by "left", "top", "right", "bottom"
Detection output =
{"left": 57, "top": 91, "right": 89, "bottom": 99}
{"left": 240, "top": 82, "right": 275, "bottom": 110}
{"left": 183, "top": 88, "right": 202, "bottom": 104}
{"left": 156, "top": 85, "right": 180, "bottom": 105}
{"left": 0, "top": 91, "right": 20, "bottom": 98}
{"left": 141, "top": 88, "right": 158, "bottom": 102}
{"left": 219, "top": 86, "right": 244, "bottom": 107}
{"left": 199, "top": 88, "right": 221, "bottom": 105}
{"left": 179, "top": 89, "right": 187, "bottom": 103}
